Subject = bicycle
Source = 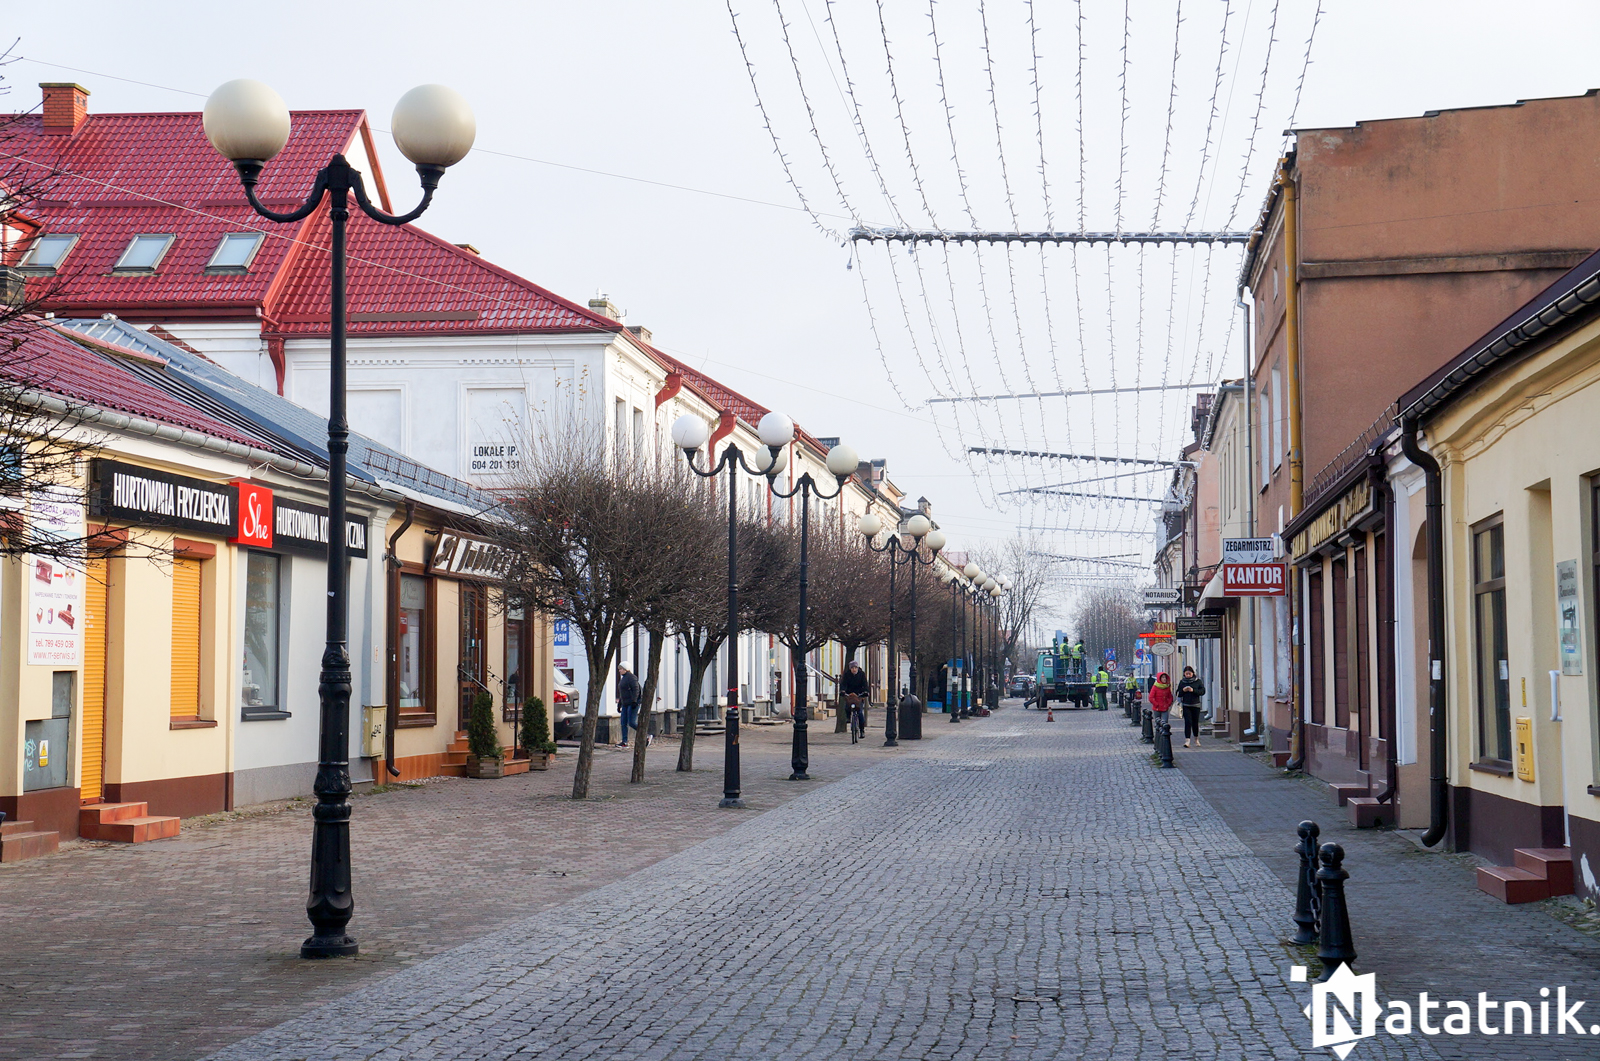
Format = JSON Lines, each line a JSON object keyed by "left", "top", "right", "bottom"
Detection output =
{"left": 845, "top": 693, "right": 867, "bottom": 744}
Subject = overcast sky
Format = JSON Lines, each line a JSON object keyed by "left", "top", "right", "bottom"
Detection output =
{"left": 14, "top": 0, "right": 1600, "bottom": 625}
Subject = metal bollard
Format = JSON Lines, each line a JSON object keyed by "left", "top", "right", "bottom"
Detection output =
{"left": 1141, "top": 704, "right": 1154, "bottom": 743}
{"left": 1315, "top": 842, "right": 1357, "bottom": 980}
{"left": 1290, "top": 820, "right": 1321, "bottom": 945}
{"left": 1154, "top": 711, "right": 1174, "bottom": 768}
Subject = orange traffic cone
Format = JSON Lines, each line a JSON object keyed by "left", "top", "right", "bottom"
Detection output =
{"left": 1046, "top": 706, "right": 1055, "bottom": 722}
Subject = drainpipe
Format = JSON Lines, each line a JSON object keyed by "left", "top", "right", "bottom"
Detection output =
{"left": 1399, "top": 418, "right": 1448, "bottom": 847}
{"left": 382, "top": 501, "right": 415, "bottom": 778}
{"left": 1237, "top": 292, "right": 1261, "bottom": 742}
{"left": 1281, "top": 162, "right": 1307, "bottom": 771}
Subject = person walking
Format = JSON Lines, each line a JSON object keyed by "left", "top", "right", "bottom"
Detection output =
{"left": 617, "top": 664, "right": 641, "bottom": 748}
{"left": 1092, "top": 665, "right": 1110, "bottom": 710}
{"left": 1176, "top": 665, "right": 1207, "bottom": 748}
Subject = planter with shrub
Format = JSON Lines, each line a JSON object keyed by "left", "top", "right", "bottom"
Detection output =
{"left": 520, "top": 695, "right": 559, "bottom": 769}
{"left": 465, "top": 691, "right": 504, "bottom": 779}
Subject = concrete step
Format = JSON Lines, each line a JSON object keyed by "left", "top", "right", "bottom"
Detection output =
{"left": 0, "top": 823, "right": 58, "bottom": 862}
{"left": 1329, "top": 783, "right": 1369, "bottom": 807}
{"left": 97, "top": 815, "right": 180, "bottom": 844}
{"left": 79, "top": 802, "right": 152, "bottom": 838}
{"left": 1346, "top": 796, "right": 1391, "bottom": 828}
{"left": 1515, "top": 848, "right": 1574, "bottom": 896}
{"left": 1476, "top": 865, "right": 1549, "bottom": 904}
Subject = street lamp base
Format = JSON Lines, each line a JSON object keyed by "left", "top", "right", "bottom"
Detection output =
{"left": 300, "top": 934, "right": 359, "bottom": 959}
{"left": 883, "top": 738, "right": 898, "bottom": 747}
{"left": 788, "top": 771, "right": 811, "bottom": 781}
{"left": 718, "top": 797, "right": 747, "bottom": 808}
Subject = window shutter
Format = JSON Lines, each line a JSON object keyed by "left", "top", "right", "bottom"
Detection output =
{"left": 171, "top": 557, "right": 202, "bottom": 717}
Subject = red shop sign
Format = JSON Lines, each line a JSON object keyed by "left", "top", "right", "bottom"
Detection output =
{"left": 231, "top": 481, "right": 274, "bottom": 548}
{"left": 1223, "top": 562, "right": 1286, "bottom": 596}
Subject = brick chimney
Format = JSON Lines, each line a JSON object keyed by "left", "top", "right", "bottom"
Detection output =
{"left": 41, "top": 83, "right": 90, "bottom": 135}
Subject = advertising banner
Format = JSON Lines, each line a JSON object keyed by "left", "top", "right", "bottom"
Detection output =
{"left": 28, "top": 486, "right": 85, "bottom": 666}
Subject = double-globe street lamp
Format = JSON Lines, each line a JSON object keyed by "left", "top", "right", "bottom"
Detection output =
{"left": 749, "top": 414, "right": 858, "bottom": 781}
{"left": 857, "top": 512, "right": 946, "bottom": 746}
{"left": 958, "top": 562, "right": 1007, "bottom": 713}
{"left": 203, "top": 79, "right": 475, "bottom": 959}
{"left": 669, "top": 413, "right": 857, "bottom": 801}
{"left": 938, "top": 566, "right": 964, "bottom": 723}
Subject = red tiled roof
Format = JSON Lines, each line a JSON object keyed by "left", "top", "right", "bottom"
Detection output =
{"left": 644, "top": 342, "right": 831, "bottom": 453}
{"left": 1, "top": 319, "right": 255, "bottom": 445}
{"left": 8, "top": 109, "right": 362, "bottom": 312}
{"left": 268, "top": 207, "right": 622, "bottom": 336}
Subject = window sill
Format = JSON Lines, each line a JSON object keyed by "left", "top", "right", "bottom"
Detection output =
{"left": 241, "top": 709, "right": 292, "bottom": 722}
{"left": 170, "top": 717, "right": 218, "bottom": 730}
{"left": 396, "top": 712, "right": 436, "bottom": 729}
{"left": 1587, "top": 785, "right": 1600, "bottom": 798}
{"left": 1470, "top": 759, "right": 1514, "bottom": 777}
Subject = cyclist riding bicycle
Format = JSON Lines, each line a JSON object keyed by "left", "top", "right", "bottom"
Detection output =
{"left": 841, "top": 659, "right": 870, "bottom": 743}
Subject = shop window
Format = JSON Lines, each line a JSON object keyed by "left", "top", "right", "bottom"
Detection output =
{"left": 1332, "top": 554, "right": 1350, "bottom": 729}
{"left": 1474, "top": 517, "right": 1511, "bottom": 763}
{"left": 171, "top": 557, "right": 202, "bottom": 719}
{"left": 1308, "top": 568, "right": 1325, "bottom": 725}
{"left": 242, "top": 552, "right": 285, "bottom": 719}
{"left": 504, "top": 607, "right": 532, "bottom": 721}
{"left": 397, "top": 573, "right": 431, "bottom": 717}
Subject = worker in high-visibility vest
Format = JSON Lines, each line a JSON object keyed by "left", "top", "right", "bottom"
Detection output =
{"left": 1070, "top": 638, "right": 1086, "bottom": 678}
{"left": 1093, "top": 665, "right": 1111, "bottom": 710}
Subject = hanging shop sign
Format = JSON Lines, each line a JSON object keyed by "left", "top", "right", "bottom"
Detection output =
{"left": 1175, "top": 614, "right": 1224, "bottom": 639}
{"left": 1223, "top": 538, "right": 1276, "bottom": 565}
{"left": 1142, "top": 587, "right": 1182, "bottom": 607}
{"left": 1223, "top": 562, "right": 1287, "bottom": 596}
{"left": 89, "top": 458, "right": 234, "bottom": 536}
{"left": 272, "top": 497, "right": 369, "bottom": 559}
{"left": 232, "top": 481, "right": 274, "bottom": 549}
{"left": 428, "top": 530, "right": 513, "bottom": 581}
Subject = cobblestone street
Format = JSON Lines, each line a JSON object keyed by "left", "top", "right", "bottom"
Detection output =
{"left": 16, "top": 706, "right": 1600, "bottom": 1059}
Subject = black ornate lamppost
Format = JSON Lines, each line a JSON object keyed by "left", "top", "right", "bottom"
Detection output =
{"left": 203, "top": 79, "right": 475, "bottom": 959}
{"left": 670, "top": 412, "right": 794, "bottom": 806}
{"left": 959, "top": 561, "right": 983, "bottom": 717}
{"left": 939, "top": 566, "right": 964, "bottom": 723}
{"left": 857, "top": 511, "right": 944, "bottom": 745}
{"left": 755, "top": 415, "right": 858, "bottom": 781}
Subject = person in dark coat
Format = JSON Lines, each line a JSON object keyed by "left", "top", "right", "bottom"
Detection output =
{"left": 841, "top": 659, "right": 870, "bottom": 735}
{"left": 1176, "top": 665, "right": 1207, "bottom": 748}
{"left": 617, "top": 665, "right": 641, "bottom": 747}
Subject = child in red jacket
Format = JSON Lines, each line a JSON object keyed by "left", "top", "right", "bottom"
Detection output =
{"left": 1148, "top": 673, "right": 1174, "bottom": 713}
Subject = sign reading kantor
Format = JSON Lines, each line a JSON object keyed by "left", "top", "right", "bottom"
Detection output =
{"left": 1223, "top": 563, "right": 1286, "bottom": 596}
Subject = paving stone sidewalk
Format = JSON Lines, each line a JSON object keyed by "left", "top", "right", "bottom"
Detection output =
{"left": 1181, "top": 732, "right": 1600, "bottom": 1061}
{"left": 0, "top": 710, "right": 924, "bottom": 1061}
{"left": 203, "top": 709, "right": 1435, "bottom": 1061}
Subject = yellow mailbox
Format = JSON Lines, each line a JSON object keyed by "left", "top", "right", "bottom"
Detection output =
{"left": 1514, "top": 717, "right": 1535, "bottom": 782}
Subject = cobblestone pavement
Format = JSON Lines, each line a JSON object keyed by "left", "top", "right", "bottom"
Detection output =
{"left": 1182, "top": 733, "right": 1600, "bottom": 1060}
{"left": 202, "top": 708, "right": 1436, "bottom": 1061}
{"left": 0, "top": 710, "right": 924, "bottom": 1061}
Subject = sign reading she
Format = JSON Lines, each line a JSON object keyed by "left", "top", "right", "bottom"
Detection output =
{"left": 429, "top": 531, "right": 513, "bottom": 581}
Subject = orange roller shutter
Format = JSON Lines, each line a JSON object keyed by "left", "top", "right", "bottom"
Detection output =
{"left": 82, "top": 556, "right": 108, "bottom": 802}
{"left": 171, "top": 557, "right": 202, "bottom": 718}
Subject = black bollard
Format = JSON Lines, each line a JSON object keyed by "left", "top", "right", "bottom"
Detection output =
{"left": 1315, "top": 842, "right": 1357, "bottom": 980}
{"left": 1290, "top": 820, "right": 1321, "bottom": 945}
{"left": 1154, "top": 710, "right": 1175, "bottom": 767}
{"left": 1141, "top": 704, "right": 1155, "bottom": 743}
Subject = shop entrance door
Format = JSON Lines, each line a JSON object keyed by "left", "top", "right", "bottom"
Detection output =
{"left": 457, "top": 582, "right": 487, "bottom": 732}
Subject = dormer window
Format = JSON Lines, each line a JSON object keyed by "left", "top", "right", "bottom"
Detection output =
{"left": 18, "top": 233, "right": 78, "bottom": 273}
{"left": 112, "top": 234, "right": 175, "bottom": 273}
{"left": 206, "top": 232, "right": 264, "bottom": 274}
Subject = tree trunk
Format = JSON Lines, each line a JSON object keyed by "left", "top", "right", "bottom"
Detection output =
{"left": 571, "top": 631, "right": 620, "bottom": 799}
{"left": 631, "top": 625, "right": 667, "bottom": 783}
{"left": 677, "top": 652, "right": 714, "bottom": 772}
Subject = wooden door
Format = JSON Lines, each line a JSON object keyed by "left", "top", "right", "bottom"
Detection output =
{"left": 81, "top": 556, "right": 108, "bottom": 803}
{"left": 457, "top": 582, "right": 486, "bottom": 731}
{"left": 171, "top": 557, "right": 202, "bottom": 718}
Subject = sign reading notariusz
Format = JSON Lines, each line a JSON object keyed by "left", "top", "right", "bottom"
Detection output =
{"left": 1142, "top": 587, "right": 1182, "bottom": 607}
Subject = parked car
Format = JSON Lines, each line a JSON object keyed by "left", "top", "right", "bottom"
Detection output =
{"left": 1007, "top": 675, "right": 1033, "bottom": 697}
{"left": 552, "top": 676, "right": 582, "bottom": 741}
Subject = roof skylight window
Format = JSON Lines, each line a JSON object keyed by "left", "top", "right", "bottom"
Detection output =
{"left": 18, "top": 234, "right": 78, "bottom": 272}
{"left": 206, "top": 232, "right": 265, "bottom": 274}
{"left": 113, "top": 234, "right": 175, "bottom": 273}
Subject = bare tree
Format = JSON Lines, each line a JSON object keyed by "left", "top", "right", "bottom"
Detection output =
{"left": 1072, "top": 585, "right": 1146, "bottom": 674}
{"left": 495, "top": 425, "right": 685, "bottom": 799}
{"left": 970, "top": 536, "right": 1057, "bottom": 671}
{"left": 824, "top": 540, "right": 892, "bottom": 731}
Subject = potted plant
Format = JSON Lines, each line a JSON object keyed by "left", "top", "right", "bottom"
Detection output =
{"left": 465, "top": 691, "right": 504, "bottom": 779}
{"left": 520, "top": 695, "right": 559, "bottom": 770}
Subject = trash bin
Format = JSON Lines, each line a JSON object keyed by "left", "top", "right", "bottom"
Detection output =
{"left": 898, "top": 695, "right": 923, "bottom": 740}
